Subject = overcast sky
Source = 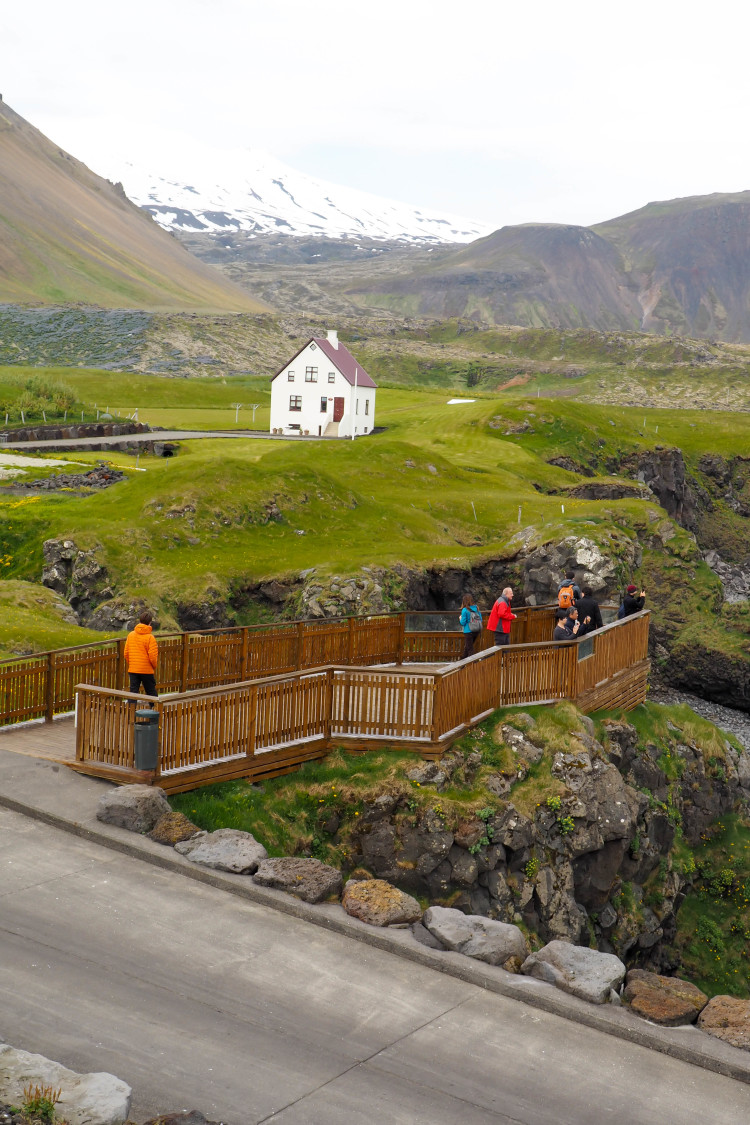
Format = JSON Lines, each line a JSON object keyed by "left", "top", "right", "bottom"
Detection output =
{"left": 3, "top": 0, "right": 750, "bottom": 229}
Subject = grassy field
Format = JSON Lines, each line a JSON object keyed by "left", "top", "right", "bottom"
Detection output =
{"left": 0, "top": 366, "right": 747, "bottom": 660}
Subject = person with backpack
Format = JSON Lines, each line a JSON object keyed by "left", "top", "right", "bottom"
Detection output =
{"left": 575, "top": 586, "right": 603, "bottom": 631}
{"left": 486, "top": 586, "right": 517, "bottom": 646}
{"left": 459, "top": 594, "right": 482, "bottom": 659}
{"left": 557, "top": 570, "right": 581, "bottom": 612}
{"left": 620, "top": 584, "right": 646, "bottom": 618}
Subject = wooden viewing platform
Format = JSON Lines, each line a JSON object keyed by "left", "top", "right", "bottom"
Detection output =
{"left": 0, "top": 606, "right": 650, "bottom": 792}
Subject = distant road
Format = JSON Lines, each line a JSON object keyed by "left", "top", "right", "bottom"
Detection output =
{"left": 2, "top": 429, "right": 324, "bottom": 449}
{"left": 2, "top": 808, "right": 748, "bottom": 1125}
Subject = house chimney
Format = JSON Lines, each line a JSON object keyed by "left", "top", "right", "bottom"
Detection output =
{"left": 327, "top": 329, "right": 338, "bottom": 348}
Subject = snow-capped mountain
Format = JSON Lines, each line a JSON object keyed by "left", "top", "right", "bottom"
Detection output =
{"left": 99, "top": 144, "right": 490, "bottom": 245}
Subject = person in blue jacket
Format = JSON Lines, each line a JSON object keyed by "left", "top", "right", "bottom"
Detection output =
{"left": 459, "top": 593, "right": 482, "bottom": 659}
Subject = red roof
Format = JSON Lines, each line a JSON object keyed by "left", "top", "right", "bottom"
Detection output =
{"left": 273, "top": 337, "right": 377, "bottom": 388}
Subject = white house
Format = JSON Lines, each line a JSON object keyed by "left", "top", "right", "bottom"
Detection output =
{"left": 269, "top": 330, "right": 377, "bottom": 438}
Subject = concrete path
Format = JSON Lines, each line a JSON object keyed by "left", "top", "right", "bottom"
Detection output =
{"left": 2, "top": 804, "right": 749, "bottom": 1125}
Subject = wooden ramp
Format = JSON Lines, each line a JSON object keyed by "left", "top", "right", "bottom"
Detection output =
{"left": 0, "top": 716, "right": 76, "bottom": 764}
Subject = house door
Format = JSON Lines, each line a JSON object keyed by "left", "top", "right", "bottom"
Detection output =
{"left": 333, "top": 397, "right": 345, "bottom": 422}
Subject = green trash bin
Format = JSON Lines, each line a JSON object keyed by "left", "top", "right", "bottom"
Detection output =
{"left": 134, "top": 708, "right": 159, "bottom": 771}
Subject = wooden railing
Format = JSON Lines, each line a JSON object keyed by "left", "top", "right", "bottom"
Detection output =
{"left": 73, "top": 610, "right": 650, "bottom": 793}
{"left": 0, "top": 606, "right": 567, "bottom": 728}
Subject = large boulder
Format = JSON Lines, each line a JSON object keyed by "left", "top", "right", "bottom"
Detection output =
{"left": 174, "top": 829, "right": 268, "bottom": 874}
{"left": 96, "top": 785, "right": 171, "bottom": 833}
{"left": 253, "top": 857, "right": 342, "bottom": 903}
{"left": 623, "top": 969, "right": 708, "bottom": 1026}
{"left": 342, "top": 878, "right": 422, "bottom": 926}
{"left": 0, "top": 1043, "right": 131, "bottom": 1125}
{"left": 521, "top": 940, "right": 626, "bottom": 1004}
{"left": 423, "top": 906, "right": 527, "bottom": 968}
{"left": 697, "top": 995, "right": 750, "bottom": 1050}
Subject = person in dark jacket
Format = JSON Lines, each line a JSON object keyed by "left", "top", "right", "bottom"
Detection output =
{"left": 575, "top": 586, "right": 603, "bottom": 631}
{"left": 622, "top": 584, "right": 646, "bottom": 617}
{"left": 553, "top": 607, "right": 593, "bottom": 641}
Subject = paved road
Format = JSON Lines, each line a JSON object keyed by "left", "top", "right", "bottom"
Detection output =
{"left": 1, "top": 808, "right": 748, "bottom": 1125}
{"left": 3, "top": 430, "right": 322, "bottom": 450}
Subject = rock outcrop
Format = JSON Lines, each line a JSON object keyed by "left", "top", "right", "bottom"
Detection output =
{"left": 342, "top": 878, "right": 422, "bottom": 926}
{"left": 97, "top": 785, "right": 171, "bottom": 834}
{"left": 697, "top": 995, "right": 750, "bottom": 1050}
{"left": 0, "top": 1043, "right": 131, "bottom": 1125}
{"left": 623, "top": 968, "right": 708, "bottom": 1026}
{"left": 253, "top": 857, "right": 343, "bottom": 903}
{"left": 422, "top": 906, "right": 527, "bottom": 968}
{"left": 175, "top": 829, "right": 268, "bottom": 874}
{"left": 521, "top": 940, "right": 626, "bottom": 1004}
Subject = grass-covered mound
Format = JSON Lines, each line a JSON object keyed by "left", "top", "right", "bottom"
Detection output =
{"left": 0, "top": 580, "right": 115, "bottom": 658}
{"left": 171, "top": 700, "right": 750, "bottom": 998}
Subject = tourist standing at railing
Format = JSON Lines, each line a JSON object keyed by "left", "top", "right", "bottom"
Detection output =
{"left": 620, "top": 584, "right": 646, "bottom": 618}
{"left": 557, "top": 570, "right": 581, "bottom": 610}
{"left": 575, "top": 586, "right": 603, "bottom": 631}
{"left": 487, "top": 587, "right": 516, "bottom": 646}
{"left": 459, "top": 594, "right": 483, "bottom": 659}
{"left": 124, "top": 611, "right": 159, "bottom": 704}
{"left": 553, "top": 606, "right": 593, "bottom": 641}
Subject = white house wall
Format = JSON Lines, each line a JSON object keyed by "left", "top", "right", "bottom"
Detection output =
{"left": 270, "top": 340, "right": 376, "bottom": 437}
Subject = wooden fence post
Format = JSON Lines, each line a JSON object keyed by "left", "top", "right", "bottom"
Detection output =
{"left": 347, "top": 617, "right": 355, "bottom": 665}
{"left": 240, "top": 627, "right": 249, "bottom": 681}
{"left": 180, "top": 632, "right": 190, "bottom": 693}
{"left": 116, "top": 637, "right": 126, "bottom": 690}
{"left": 45, "top": 651, "right": 55, "bottom": 723}
{"left": 429, "top": 675, "right": 441, "bottom": 746}
{"left": 397, "top": 612, "right": 406, "bottom": 665}
{"left": 246, "top": 684, "right": 258, "bottom": 759}
{"left": 296, "top": 621, "right": 305, "bottom": 670}
{"left": 324, "top": 667, "right": 334, "bottom": 746}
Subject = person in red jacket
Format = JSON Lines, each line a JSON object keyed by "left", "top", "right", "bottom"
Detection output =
{"left": 124, "top": 611, "right": 159, "bottom": 702}
{"left": 486, "top": 586, "right": 517, "bottom": 646}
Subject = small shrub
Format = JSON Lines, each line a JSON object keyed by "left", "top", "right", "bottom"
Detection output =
{"left": 546, "top": 795, "right": 562, "bottom": 813}
{"left": 525, "top": 856, "right": 540, "bottom": 878}
{"left": 557, "top": 814, "right": 576, "bottom": 835}
{"left": 22, "top": 1084, "right": 62, "bottom": 1124}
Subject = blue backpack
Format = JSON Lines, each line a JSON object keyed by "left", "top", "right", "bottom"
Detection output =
{"left": 617, "top": 602, "right": 626, "bottom": 620}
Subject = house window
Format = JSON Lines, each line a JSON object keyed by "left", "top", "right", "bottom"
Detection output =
{"left": 328, "top": 371, "right": 335, "bottom": 383}
{"left": 364, "top": 427, "right": 368, "bottom": 433}
{"left": 289, "top": 395, "right": 302, "bottom": 411}
{"left": 288, "top": 423, "right": 301, "bottom": 431}
{"left": 287, "top": 371, "right": 295, "bottom": 382}
{"left": 365, "top": 400, "right": 369, "bottom": 415}
{"left": 356, "top": 399, "right": 359, "bottom": 414}
{"left": 310, "top": 342, "right": 317, "bottom": 350}
{"left": 320, "top": 397, "right": 328, "bottom": 412}
{"left": 305, "top": 367, "right": 318, "bottom": 382}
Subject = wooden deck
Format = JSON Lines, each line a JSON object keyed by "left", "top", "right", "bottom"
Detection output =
{"left": 0, "top": 716, "right": 76, "bottom": 763}
{"left": 0, "top": 607, "right": 651, "bottom": 790}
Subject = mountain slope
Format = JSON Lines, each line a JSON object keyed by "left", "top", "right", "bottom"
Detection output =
{"left": 594, "top": 192, "right": 750, "bottom": 340}
{"left": 350, "top": 191, "right": 750, "bottom": 342}
{"left": 96, "top": 143, "right": 489, "bottom": 245}
{"left": 0, "top": 101, "right": 266, "bottom": 312}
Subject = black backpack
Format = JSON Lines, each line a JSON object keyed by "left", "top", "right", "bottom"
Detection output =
{"left": 468, "top": 607, "right": 482, "bottom": 633}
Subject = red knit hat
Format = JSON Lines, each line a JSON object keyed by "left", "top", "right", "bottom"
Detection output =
{"left": 627, "top": 584, "right": 637, "bottom": 594}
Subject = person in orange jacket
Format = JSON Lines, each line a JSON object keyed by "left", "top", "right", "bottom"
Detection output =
{"left": 124, "top": 610, "right": 158, "bottom": 702}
